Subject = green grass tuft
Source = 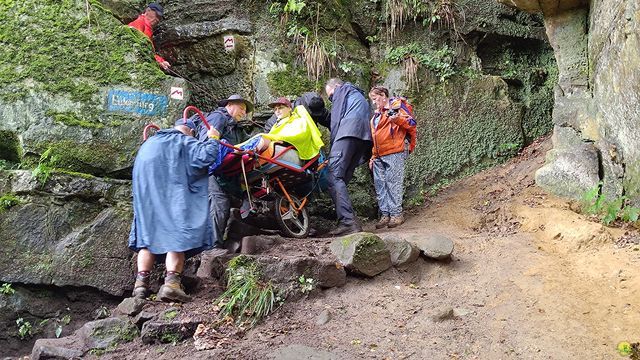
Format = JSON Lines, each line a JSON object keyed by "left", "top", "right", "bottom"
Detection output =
{"left": 216, "top": 256, "right": 278, "bottom": 327}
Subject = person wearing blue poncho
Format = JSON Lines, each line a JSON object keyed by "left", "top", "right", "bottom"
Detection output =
{"left": 128, "top": 119, "right": 220, "bottom": 303}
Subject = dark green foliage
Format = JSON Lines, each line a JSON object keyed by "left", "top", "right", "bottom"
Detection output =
{"left": 581, "top": 182, "right": 640, "bottom": 225}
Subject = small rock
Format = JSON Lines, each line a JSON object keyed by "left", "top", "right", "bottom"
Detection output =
{"left": 408, "top": 234, "right": 454, "bottom": 260}
{"left": 316, "top": 309, "right": 332, "bottom": 325}
{"left": 133, "top": 310, "right": 158, "bottom": 328}
{"left": 115, "top": 297, "right": 145, "bottom": 316}
{"left": 432, "top": 307, "right": 455, "bottom": 322}
{"left": 31, "top": 337, "right": 84, "bottom": 360}
{"left": 141, "top": 315, "right": 203, "bottom": 345}
{"left": 453, "top": 308, "right": 472, "bottom": 317}
{"left": 329, "top": 232, "right": 392, "bottom": 277}
{"left": 380, "top": 235, "right": 420, "bottom": 266}
{"left": 78, "top": 317, "right": 139, "bottom": 350}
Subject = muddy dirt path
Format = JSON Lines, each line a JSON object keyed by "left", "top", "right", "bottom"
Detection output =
{"left": 104, "top": 138, "right": 640, "bottom": 360}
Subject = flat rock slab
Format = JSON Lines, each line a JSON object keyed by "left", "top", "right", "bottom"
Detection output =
{"left": 379, "top": 234, "right": 420, "bottom": 266}
{"left": 257, "top": 256, "right": 347, "bottom": 289}
{"left": 31, "top": 337, "right": 84, "bottom": 359}
{"left": 141, "top": 310, "right": 204, "bottom": 344}
{"left": 269, "top": 344, "right": 340, "bottom": 360}
{"left": 407, "top": 234, "right": 454, "bottom": 260}
{"left": 77, "top": 317, "right": 139, "bottom": 350}
{"left": 330, "top": 232, "right": 392, "bottom": 277}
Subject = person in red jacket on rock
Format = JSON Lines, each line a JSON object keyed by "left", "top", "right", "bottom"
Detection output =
{"left": 128, "top": 2, "right": 171, "bottom": 70}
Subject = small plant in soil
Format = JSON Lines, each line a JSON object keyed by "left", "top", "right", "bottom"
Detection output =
{"left": 95, "top": 305, "right": 111, "bottom": 319}
{"left": 298, "top": 275, "right": 315, "bottom": 294}
{"left": 0, "top": 283, "right": 15, "bottom": 295}
{"left": 16, "top": 318, "right": 32, "bottom": 340}
{"left": 216, "top": 256, "right": 278, "bottom": 327}
{"left": 163, "top": 309, "right": 178, "bottom": 321}
{"left": 581, "top": 183, "right": 640, "bottom": 226}
{"left": 160, "top": 331, "right": 181, "bottom": 345}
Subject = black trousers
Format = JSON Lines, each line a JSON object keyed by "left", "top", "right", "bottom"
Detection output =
{"left": 327, "top": 138, "right": 369, "bottom": 226}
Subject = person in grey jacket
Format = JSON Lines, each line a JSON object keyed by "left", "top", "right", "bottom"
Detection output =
{"left": 324, "top": 78, "right": 372, "bottom": 236}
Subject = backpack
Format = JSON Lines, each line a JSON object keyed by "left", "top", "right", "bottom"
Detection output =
{"left": 389, "top": 96, "right": 417, "bottom": 152}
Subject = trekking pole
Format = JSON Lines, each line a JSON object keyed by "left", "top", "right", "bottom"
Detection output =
{"left": 239, "top": 154, "right": 254, "bottom": 212}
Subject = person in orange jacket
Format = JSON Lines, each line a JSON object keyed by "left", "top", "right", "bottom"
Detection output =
{"left": 128, "top": 2, "right": 171, "bottom": 70}
{"left": 368, "top": 86, "right": 417, "bottom": 229}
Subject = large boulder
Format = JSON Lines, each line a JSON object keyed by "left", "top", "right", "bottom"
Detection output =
{"left": 330, "top": 233, "right": 392, "bottom": 277}
{"left": 0, "top": 171, "right": 135, "bottom": 296}
{"left": 535, "top": 139, "right": 600, "bottom": 201}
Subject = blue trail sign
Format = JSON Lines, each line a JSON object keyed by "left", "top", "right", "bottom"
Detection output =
{"left": 107, "top": 90, "right": 168, "bottom": 116}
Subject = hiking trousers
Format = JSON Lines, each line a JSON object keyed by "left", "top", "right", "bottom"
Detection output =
{"left": 372, "top": 151, "right": 406, "bottom": 216}
{"left": 327, "top": 138, "right": 369, "bottom": 226}
{"left": 208, "top": 175, "right": 230, "bottom": 247}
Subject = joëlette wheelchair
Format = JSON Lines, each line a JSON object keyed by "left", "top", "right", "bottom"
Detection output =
{"left": 144, "top": 106, "right": 327, "bottom": 238}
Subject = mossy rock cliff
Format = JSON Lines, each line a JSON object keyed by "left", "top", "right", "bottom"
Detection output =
{"left": 0, "top": 0, "right": 189, "bottom": 176}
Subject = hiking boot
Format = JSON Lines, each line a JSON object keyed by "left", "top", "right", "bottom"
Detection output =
{"left": 328, "top": 223, "right": 362, "bottom": 237}
{"left": 387, "top": 214, "right": 405, "bottom": 228}
{"left": 132, "top": 286, "right": 149, "bottom": 299}
{"left": 132, "top": 272, "right": 150, "bottom": 299}
{"left": 157, "top": 273, "right": 192, "bottom": 303}
{"left": 375, "top": 216, "right": 390, "bottom": 229}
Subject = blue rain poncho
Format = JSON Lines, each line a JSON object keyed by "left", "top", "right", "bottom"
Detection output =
{"left": 128, "top": 129, "right": 219, "bottom": 257}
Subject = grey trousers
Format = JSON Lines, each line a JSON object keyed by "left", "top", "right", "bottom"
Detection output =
{"left": 327, "top": 138, "right": 369, "bottom": 226}
{"left": 372, "top": 151, "right": 406, "bottom": 216}
{"left": 208, "top": 175, "right": 230, "bottom": 247}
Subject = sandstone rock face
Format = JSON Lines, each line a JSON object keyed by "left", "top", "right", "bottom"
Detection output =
{"left": 498, "top": 0, "right": 586, "bottom": 15}
{"left": 535, "top": 144, "right": 600, "bottom": 200}
{"left": 0, "top": 171, "right": 135, "bottom": 296}
{"left": 330, "top": 233, "right": 392, "bottom": 277}
{"left": 503, "top": 0, "right": 640, "bottom": 203}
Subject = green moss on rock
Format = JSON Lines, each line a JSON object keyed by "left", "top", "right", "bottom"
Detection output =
{"left": 46, "top": 111, "right": 105, "bottom": 129}
{"left": 267, "top": 67, "right": 317, "bottom": 97}
{"left": 0, "top": 194, "right": 21, "bottom": 212}
{"left": 36, "top": 141, "right": 131, "bottom": 176}
{"left": 0, "top": 0, "right": 166, "bottom": 102}
{"left": 404, "top": 75, "right": 525, "bottom": 202}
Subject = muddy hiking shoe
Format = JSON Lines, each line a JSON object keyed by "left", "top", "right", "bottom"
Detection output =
{"left": 158, "top": 273, "right": 192, "bottom": 303}
{"left": 132, "top": 271, "right": 150, "bottom": 299}
{"left": 387, "top": 214, "right": 405, "bottom": 228}
{"left": 375, "top": 216, "right": 390, "bottom": 229}
{"left": 328, "top": 223, "right": 362, "bottom": 237}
